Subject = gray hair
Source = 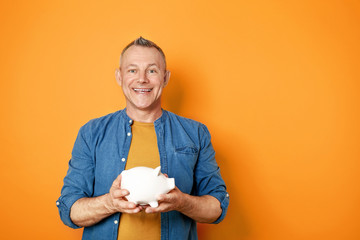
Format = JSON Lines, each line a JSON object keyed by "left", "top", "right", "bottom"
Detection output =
{"left": 120, "top": 36, "right": 167, "bottom": 68}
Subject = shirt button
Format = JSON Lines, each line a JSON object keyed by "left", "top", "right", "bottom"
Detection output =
{"left": 127, "top": 132, "right": 131, "bottom": 136}
{"left": 114, "top": 220, "right": 118, "bottom": 224}
{"left": 129, "top": 120, "right": 133, "bottom": 124}
{"left": 56, "top": 201, "right": 60, "bottom": 206}
{"left": 121, "top": 158, "right": 126, "bottom": 162}
{"left": 226, "top": 193, "right": 229, "bottom": 198}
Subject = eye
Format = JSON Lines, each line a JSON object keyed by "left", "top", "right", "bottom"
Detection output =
{"left": 148, "top": 69, "right": 157, "bottom": 74}
{"left": 128, "top": 69, "right": 136, "bottom": 73}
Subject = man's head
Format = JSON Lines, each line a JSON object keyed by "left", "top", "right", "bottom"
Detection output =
{"left": 120, "top": 37, "right": 167, "bottom": 70}
{"left": 115, "top": 37, "right": 170, "bottom": 118}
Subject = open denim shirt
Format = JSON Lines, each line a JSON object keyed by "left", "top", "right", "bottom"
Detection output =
{"left": 57, "top": 109, "right": 229, "bottom": 240}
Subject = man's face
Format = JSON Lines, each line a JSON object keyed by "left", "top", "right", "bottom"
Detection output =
{"left": 116, "top": 45, "right": 170, "bottom": 113}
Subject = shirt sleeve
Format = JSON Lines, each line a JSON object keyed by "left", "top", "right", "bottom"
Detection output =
{"left": 194, "top": 124, "right": 230, "bottom": 224}
{"left": 56, "top": 124, "right": 95, "bottom": 229}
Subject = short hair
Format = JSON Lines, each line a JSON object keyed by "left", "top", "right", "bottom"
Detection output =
{"left": 120, "top": 36, "right": 167, "bottom": 69}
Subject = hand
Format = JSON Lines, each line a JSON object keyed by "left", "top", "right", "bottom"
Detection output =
{"left": 145, "top": 186, "right": 186, "bottom": 214}
{"left": 143, "top": 186, "right": 222, "bottom": 223}
{"left": 106, "top": 174, "right": 142, "bottom": 214}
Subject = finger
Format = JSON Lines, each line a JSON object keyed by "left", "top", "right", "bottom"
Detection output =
{"left": 157, "top": 194, "right": 165, "bottom": 202}
{"left": 115, "top": 199, "right": 137, "bottom": 210}
{"left": 145, "top": 203, "right": 169, "bottom": 213}
{"left": 113, "top": 189, "right": 129, "bottom": 198}
{"left": 116, "top": 201, "right": 141, "bottom": 214}
{"left": 157, "top": 193, "right": 171, "bottom": 203}
{"left": 123, "top": 207, "right": 141, "bottom": 214}
{"left": 112, "top": 174, "right": 122, "bottom": 188}
{"left": 139, "top": 205, "right": 149, "bottom": 210}
{"left": 145, "top": 207, "right": 156, "bottom": 213}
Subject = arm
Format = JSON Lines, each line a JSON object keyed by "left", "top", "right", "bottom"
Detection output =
{"left": 145, "top": 187, "right": 222, "bottom": 223}
{"left": 145, "top": 124, "right": 229, "bottom": 223}
{"left": 179, "top": 194, "right": 222, "bottom": 223}
{"left": 70, "top": 174, "right": 142, "bottom": 227}
{"left": 57, "top": 122, "right": 141, "bottom": 228}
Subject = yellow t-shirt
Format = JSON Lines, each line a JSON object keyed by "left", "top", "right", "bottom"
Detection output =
{"left": 117, "top": 121, "right": 161, "bottom": 240}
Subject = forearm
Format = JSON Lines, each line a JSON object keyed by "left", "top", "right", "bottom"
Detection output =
{"left": 180, "top": 194, "right": 222, "bottom": 223}
{"left": 70, "top": 194, "right": 114, "bottom": 227}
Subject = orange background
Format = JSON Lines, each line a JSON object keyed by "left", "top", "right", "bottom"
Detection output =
{"left": 1, "top": 0, "right": 359, "bottom": 239}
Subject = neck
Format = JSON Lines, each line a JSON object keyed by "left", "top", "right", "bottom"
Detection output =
{"left": 126, "top": 107, "right": 163, "bottom": 123}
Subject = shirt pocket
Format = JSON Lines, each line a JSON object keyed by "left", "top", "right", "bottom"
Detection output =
{"left": 175, "top": 145, "right": 199, "bottom": 155}
{"left": 172, "top": 145, "right": 199, "bottom": 193}
{"left": 174, "top": 145, "right": 199, "bottom": 166}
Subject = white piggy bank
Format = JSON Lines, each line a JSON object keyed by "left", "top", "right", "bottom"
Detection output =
{"left": 120, "top": 166, "right": 175, "bottom": 207}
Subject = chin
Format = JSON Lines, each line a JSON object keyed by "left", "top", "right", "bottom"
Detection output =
{"left": 136, "top": 101, "right": 160, "bottom": 109}
{"left": 127, "top": 99, "right": 161, "bottom": 112}
{"left": 131, "top": 103, "right": 155, "bottom": 111}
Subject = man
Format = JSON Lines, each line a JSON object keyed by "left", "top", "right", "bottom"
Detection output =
{"left": 57, "top": 37, "right": 229, "bottom": 240}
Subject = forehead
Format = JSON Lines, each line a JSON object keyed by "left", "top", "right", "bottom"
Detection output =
{"left": 121, "top": 46, "right": 165, "bottom": 68}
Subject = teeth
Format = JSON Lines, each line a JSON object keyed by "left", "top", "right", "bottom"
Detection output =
{"left": 134, "top": 88, "right": 151, "bottom": 92}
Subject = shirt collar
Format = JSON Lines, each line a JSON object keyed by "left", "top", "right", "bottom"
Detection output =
{"left": 119, "top": 108, "right": 168, "bottom": 126}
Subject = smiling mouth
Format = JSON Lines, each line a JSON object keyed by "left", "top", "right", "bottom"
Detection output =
{"left": 133, "top": 88, "right": 152, "bottom": 93}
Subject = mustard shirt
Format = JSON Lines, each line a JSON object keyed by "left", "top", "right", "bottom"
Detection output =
{"left": 117, "top": 121, "right": 161, "bottom": 240}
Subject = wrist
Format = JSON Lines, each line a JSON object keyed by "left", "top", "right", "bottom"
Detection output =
{"left": 178, "top": 192, "right": 193, "bottom": 213}
{"left": 102, "top": 193, "right": 116, "bottom": 214}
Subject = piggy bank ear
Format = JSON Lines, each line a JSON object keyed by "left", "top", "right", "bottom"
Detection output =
{"left": 153, "top": 166, "right": 161, "bottom": 176}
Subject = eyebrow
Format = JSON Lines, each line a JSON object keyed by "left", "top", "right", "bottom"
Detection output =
{"left": 125, "top": 64, "right": 138, "bottom": 68}
{"left": 147, "top": 63, "right": 159, "bottom": 68}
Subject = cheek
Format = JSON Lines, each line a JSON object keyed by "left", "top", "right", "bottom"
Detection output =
{"left": 150, "top": 76, "right": 166, "bottom": 86}
{"left": 122, "top": 76, "right": 137, "bottom": 86}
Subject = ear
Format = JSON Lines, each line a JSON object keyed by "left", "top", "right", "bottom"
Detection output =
{"left": 153, "top": 166, "right": 161, "bottom": 176}
{"left": 163, "top": 70, "right": 171, "bottom": 87}
{"left": 115, "top": 68, "right": 122, "bottom": 87}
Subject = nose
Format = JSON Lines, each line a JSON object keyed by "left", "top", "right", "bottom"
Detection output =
{"left": 138, "top": 70, "right": 149, "bottom": 84}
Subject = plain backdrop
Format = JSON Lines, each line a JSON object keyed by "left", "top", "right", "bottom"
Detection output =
{"left": 1, "top": 0, "right": 359, "bottom": 239}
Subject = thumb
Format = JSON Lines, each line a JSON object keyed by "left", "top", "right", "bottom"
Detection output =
{"left": 157, "top": 193, "right": 170, "bottom": 202}
{"left": 112, "top": 174, "right": 122, "bottom": 188}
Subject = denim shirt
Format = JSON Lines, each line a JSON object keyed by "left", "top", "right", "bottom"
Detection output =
{"left": 57, "top": 109, "right": 229, "bottom": 240}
